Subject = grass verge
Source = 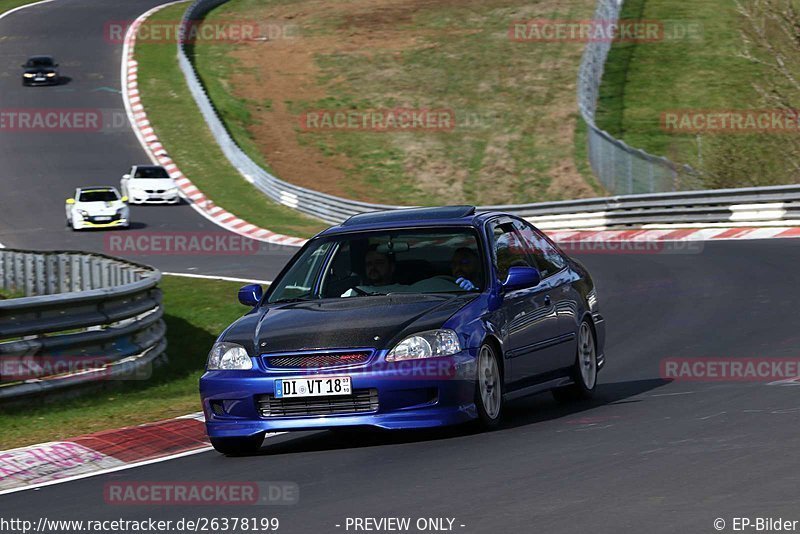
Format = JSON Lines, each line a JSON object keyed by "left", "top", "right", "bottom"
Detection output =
{"left": 594, "top": 0, "right": 764, "bottom": 169}
{"left": 190, "top": 0, "right": 601, "bottom": 205}
{"left": 135, "top": 3, "right": 326, "bottom": 238}
{"left": 0, "top": 275, "right": 253, "bottom": 450}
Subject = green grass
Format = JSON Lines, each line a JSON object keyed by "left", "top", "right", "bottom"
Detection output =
{"left": 594, "top": 0, "right": 764, "bottom": 169}
{"left": 135, "top": 3, "right": 325, "bottom": 238}
{"left": 0, "top": 275, "right": 255, "bottom": 449}
{"left": 193, "top": 0, "right": 599, "bottom": 205}
{"left": 0, "top": 0, "right": 46, "bottom": 12}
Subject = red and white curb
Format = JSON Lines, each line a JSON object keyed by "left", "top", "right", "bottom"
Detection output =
{"left": 121, "top": 3, "right": 307, "bottom": 248}
{"left": 0, "top": 413, "right": 210, "bottom": 495}
{"left": 547, "top": 226, "right": 800, "bottom": 243}
{"left": 120, "top": 6, "right": 800, "bottom": 248}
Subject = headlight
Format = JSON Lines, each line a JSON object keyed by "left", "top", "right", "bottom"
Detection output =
{"left": 23, "top": 73, "right": 34, "bottom": 78}
{"left": 76, "top": 209, "right": 89, "bottom": 217}
{"left": 116, "top": 207, "right": 127, "bottom": 216}
{"left": 206, "top": 342, "right": 253, "bottom": 370}
{"left": 46, "top": 72, "right": 56, "bottom": 77}
{"left": 386, "top": 329, "right": 461, "bottom": 362}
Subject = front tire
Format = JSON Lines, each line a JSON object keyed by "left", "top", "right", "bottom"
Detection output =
{"left": 210, "top": 434, "right": 264, "bottom": 456}
{"left": 474, "top": 343, "right": 503, "bottom": 429}
{"left": 553, "top": 319, "right": 597, "bottom": 403}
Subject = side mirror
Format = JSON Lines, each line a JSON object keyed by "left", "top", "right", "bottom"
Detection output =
{"left": 53, "top": 63, "right": 59, "bottom": 67}
{"left": 66, "top": 198, "right": 76, "bottom": 205}
{"left": 238, "top": 284, "right": 263, "bottom": 307}
{"left": 502, "top": 266, "right": 541, "bottom": 291}
{"left": 122, "top": 174, "right": 131, "bottom": 180}
{"left": 121, "top": 195, "right": 129, "bottom": 203}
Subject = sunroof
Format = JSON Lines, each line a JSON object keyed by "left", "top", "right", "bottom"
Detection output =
{"left": 341, "top": 205, "right": 476, "bottom": 226}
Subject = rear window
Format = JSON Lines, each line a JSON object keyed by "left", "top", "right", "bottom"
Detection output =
{"left": 78, "top": 190, "right": 118, "bottom": 202}
{"left": 133, "top": 167, "right": 170, "bottom": 179}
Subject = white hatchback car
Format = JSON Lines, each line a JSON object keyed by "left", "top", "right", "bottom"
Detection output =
{"left": 120, "top": 165, "right": 180, "bottom": 204}
{"left": 65, "top": 187, "right": 130, "bottom": 230}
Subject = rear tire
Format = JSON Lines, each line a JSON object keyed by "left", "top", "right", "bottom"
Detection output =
{"left": 552, "top": 319, "right": 597, "bottom": 403}
{"left": 210, "top": 434, "right": 264, "bottom": 456}
{"left": 474, "top": 343, "right": 503, "bottom": 429}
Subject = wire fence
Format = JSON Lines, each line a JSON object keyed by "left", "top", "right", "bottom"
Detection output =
{"left": 577, "top": 0, "right": 700, "bottom": 194}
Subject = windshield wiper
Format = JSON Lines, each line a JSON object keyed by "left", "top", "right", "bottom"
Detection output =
{"left": 350, "top": 287, "right": 389, "bottom": 297}
{"left": 270, "top": 297, "right": 311, "bottom": 304}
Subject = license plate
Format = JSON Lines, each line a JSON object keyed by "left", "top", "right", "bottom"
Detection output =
{"left": 274, "top": 375, "right": 351, "bottom": 398}
{"left": 94, "top": 216, "right": 111, "bottom": 221}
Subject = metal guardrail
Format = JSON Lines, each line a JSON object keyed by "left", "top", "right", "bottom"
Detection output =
{"left": 0, "top": 250, "right": 165, "bottom": 402}
{"left": 177, "top": 0, "right": 800, "bottom": 230}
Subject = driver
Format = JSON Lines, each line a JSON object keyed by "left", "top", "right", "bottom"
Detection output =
{"left": 364, "top": 247, "right": 395, "bottom": 286}
{"left": 451, "top": 247, "right": 480, "bottom": 291}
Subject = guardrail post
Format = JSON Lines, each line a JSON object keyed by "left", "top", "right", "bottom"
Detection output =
{"left": 70, "top": 255, "right": 80, "bottom": 292}
{"left": 34, "top": 254, "right": 45, "bottom": 296}
{"left": 57, "top": 254, "right": 67, "bottom": 294}
{"left": 81, "top": 256, "right": 91, "bottom": 291}
{"left": 14, "top": 252, "right": 24, "bottom": 293}
{"left": 23, "top": 254, "right": 33, "bottom": 297}
{"left": 46, "top": 255, "right": 56, "bottom": 295}
{"left": 0, "top": 252, "right": 6, "bottom": 292}
{"left": 101, "top": 259, "right": 111, "bottom": 288}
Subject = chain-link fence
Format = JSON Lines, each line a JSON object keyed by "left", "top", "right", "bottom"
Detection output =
{"left": 577, "top": 0, "right": 700, "bottom": 195}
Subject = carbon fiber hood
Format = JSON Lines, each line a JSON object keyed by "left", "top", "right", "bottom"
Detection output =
{"left": 221, "top": 294, "right": 476, "bottom": 355}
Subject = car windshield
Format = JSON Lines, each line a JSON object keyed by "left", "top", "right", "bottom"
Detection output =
{"left": 267, "top": 228, "right": 485, "bottom": 303}
{"left": 27, "top": 57, "right": 53, "bottom": 67}
{"left": 78, "top": 190, "right": 118, "bottom": 202}
{"left": 133, "top": 167, "right": 170, "bottom": 179}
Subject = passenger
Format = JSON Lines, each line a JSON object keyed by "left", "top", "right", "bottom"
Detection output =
{"left": 451, "top": 247, "right": 480, "bottom": 291}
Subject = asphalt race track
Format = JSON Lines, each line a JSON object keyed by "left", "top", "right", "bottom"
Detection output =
{"left": 4, "top": 237, "right": 800, "bottom": 533}
{"left": 3, "top": 2, "right": 800, "bottom": 534}
{"left": 0, "top": 0, "right": 297, "bottom": 279}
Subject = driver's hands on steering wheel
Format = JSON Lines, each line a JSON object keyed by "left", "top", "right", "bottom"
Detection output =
{"left": 455, "top": 277, "right": 477, "bottom": 291}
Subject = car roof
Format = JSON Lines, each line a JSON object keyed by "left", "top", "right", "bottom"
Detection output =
{"left": 27, "top": 55, "right": 53, "bottom": 62}
{"left": 319, "top": 205, "right": 506, "bottom": 236}
{"left": 77, "top": 186, "right": 118, "bottom": 193}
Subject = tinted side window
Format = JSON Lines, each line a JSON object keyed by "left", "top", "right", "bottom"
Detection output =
{"left": 489, "top": 220, "right": 533, "bottom": 281}
{"left": 514, "top": 220, "right": 566, "bottom": 278}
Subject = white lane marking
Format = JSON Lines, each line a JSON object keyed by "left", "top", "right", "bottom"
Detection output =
{"left": 163, "top": 272, "right": 272, "bottom": 285}
{"left": 649, "top": 391, "right": 695, "bottom": 397}
{"left": 0, "top": 0, "right": 60, "bottom": 23}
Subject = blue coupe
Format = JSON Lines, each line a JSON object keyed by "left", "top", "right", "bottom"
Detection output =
{"left": 200, "top": 206, "right": 605, "bottom": 454}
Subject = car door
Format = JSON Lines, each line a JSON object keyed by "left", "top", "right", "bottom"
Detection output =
{"left": 513, "top": 218, "right": 577, "bottom": 371}
{"left": 488, "top": 218, "right": 562, "bottom": 388}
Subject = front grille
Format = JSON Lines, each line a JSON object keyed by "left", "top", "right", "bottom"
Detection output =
{"left": 257, "top": 388, "right": 379, "bottom": 417}
{"left": 145, "top": 189, "right": 166, "bottom": 194}
{"left": 88, "top": 214, "right": 121, "bottom": 223}
{"left": 265, "top": 351, "right": 371, "bottom": 369}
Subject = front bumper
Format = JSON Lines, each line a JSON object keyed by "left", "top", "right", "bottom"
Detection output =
{"left": 22, "top": 76, "right": 58, "bottom": 86}
{"left": 200, "top": 350, "right": 480, "bottom": 438}
{"left": 73, "top": 217, "right": 129, "bottom": 229}
{"left": 128, "top": 191, "right": 180, "bottom": 204}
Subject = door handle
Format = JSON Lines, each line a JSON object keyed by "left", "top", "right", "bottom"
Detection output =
{"left": 544, "top": 295, "right": 551, "bottom": 306}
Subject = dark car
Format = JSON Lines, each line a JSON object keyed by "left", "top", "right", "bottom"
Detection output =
{"left": 200, "top": 206, "right": 606, "bottom": 455}
{"left": 22, "top": 55, "right": 59, "bottom": 86}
